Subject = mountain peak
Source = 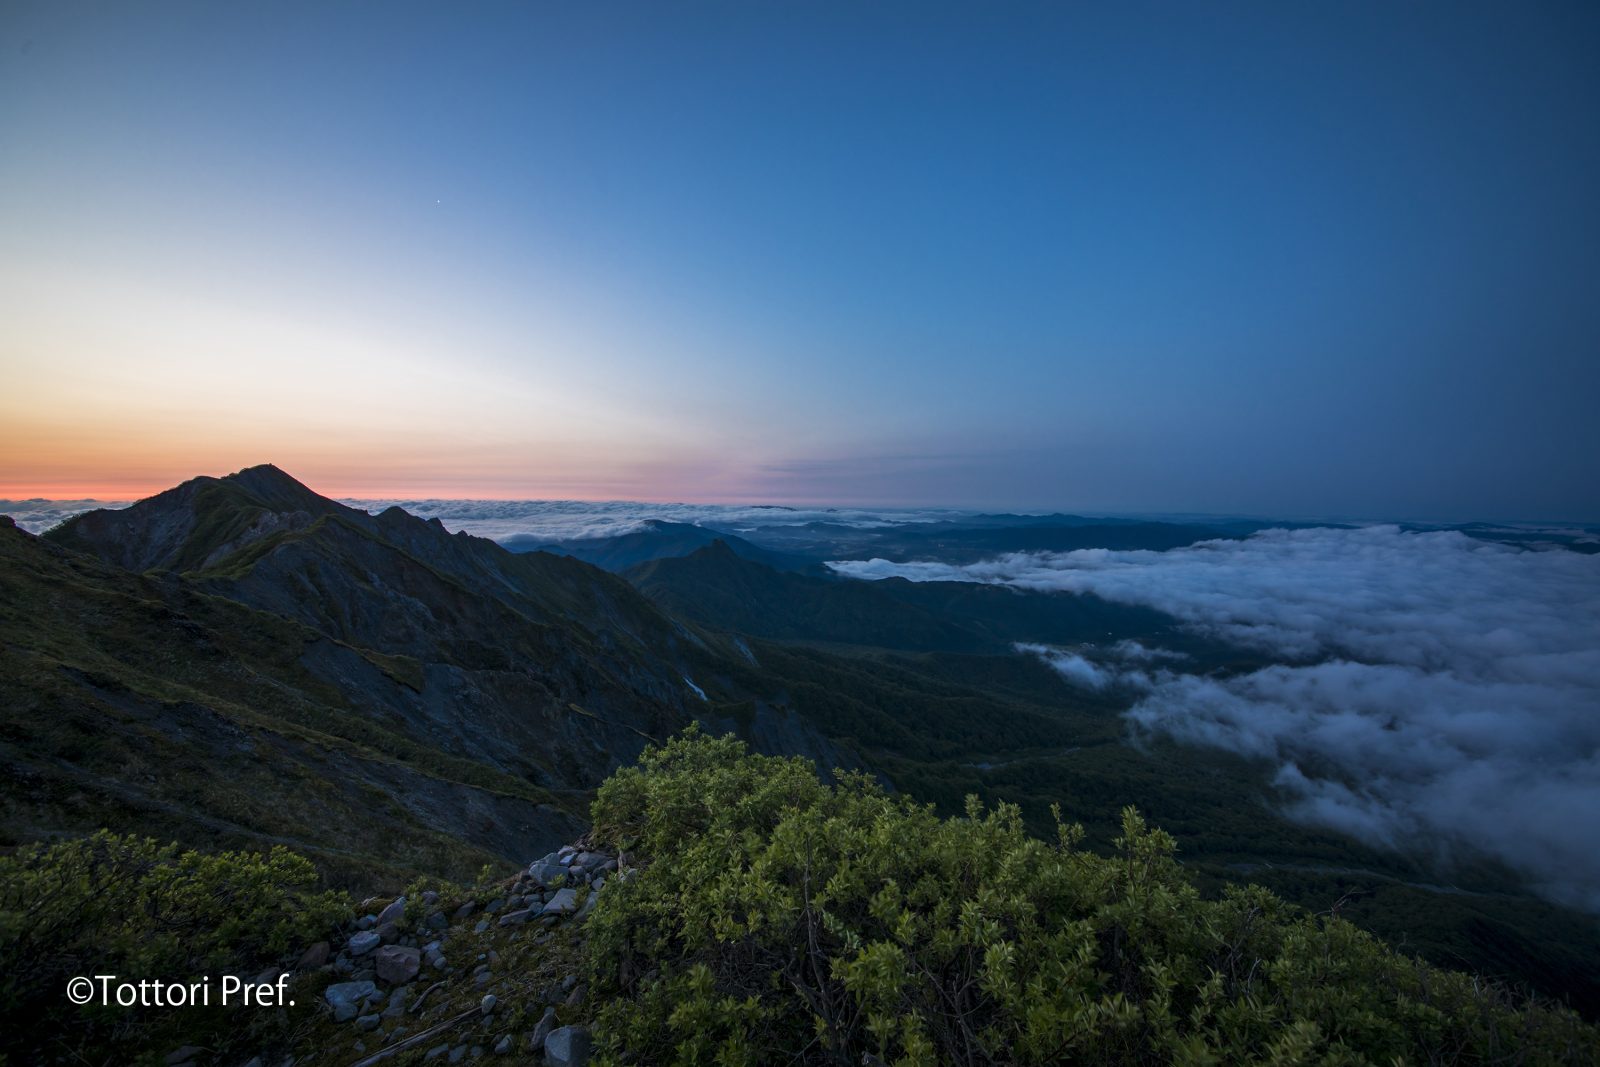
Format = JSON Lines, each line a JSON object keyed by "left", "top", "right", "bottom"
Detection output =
{"left": 220, "top": 463, "right": 325, "bottom": 511}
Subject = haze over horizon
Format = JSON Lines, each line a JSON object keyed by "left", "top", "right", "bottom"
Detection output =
{"left": 3, "top": 2, "right": 1598, "bottom": 520}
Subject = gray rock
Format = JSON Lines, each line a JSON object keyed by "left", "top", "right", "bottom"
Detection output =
{"left": 348, "top": 930, "right": 381, "bottom": 957}
{"left": 480, "top": 993, "right": 497, "bottom": 1014}
{"left": 165, "top": 1047, "right": 202, "bottom": 1065}
{"left": 449, "top": 1045, "right": 467, "bottom": 1063}
{"left": 357, "top": 914, "right": 377, "bottom": 931}
{"left": 483, "top": 897, "right": 506, "bottom": 915}
{"left": 375, "top": 945, "right": 421, "bottom": 985}
{"left": 324, "top": 980, "right": 379, "bottom": 1022}
{"left": 425, "top": 1045, "right": 449, "bottom": 1061}
{"left": 530, "top": 1006, "right": 558, "bottom": 1048}
{"left": 297, "top": 941, "right": 330, "bottom": 969}
{"left": 453, "top": 901, "right": 476, "bottom": 920}
{"left": 473, "top": 919, "right": 490, "bottom": 934}
{"left": 544, "top": 1025, "right": 592, "bottom": 1067}
{"left": 493, "top": 1035, "right": 512, "bottom": 1055}
{"left": 497, "top": 908, "right": 536, "bottom": 927}
{"left": 383, "top": 986, "right": 409, "bottom": 1017}
{"left": 421, "top": 889, "right": 440, "bottom": 907}
{"left": 356, "top": 1013, "right": 381, "bottom": 1031}
{"left": 574, "top": 851, "right": 607, "bottom": 871}
{"left": 541, "top": 888, "right": 579, "bottom": 916}
{"left": 376, "top": 895, "right": 407, "bottom": 927}
{"left": 425, "top": 911, "right": 449, "bottom": 931}
{"left": 376, "top": 921, "right": 401, "bottom": 944}
{"left": 527, "top": 860, "right": 566, "bottom": 886}
{"left": 576, "top": 891, "right": 598, "bottom": 922}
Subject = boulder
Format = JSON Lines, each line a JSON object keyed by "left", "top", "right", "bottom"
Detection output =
{"left": 324, "top": 980, "right": 379, "bottom": 1022}
{"left": 527, "top": 859, "right": 566, "bottom": 886}
{"left": 347, "top": 930, "right": 381, "bottom": 956}
{"left": 530, "top": 1006, "right": 558, "bottom": 1049}
{"left": 497, "top": 908, "right": 536, "bottom": 927}
{"left": 541, "top": 888, "right": 578, "bottom": 916}
{"left": 545, "top": 1025, "right": 592, "bottom": 1067}
{"left": 376, "top": 895, "right": 407, "bottom": 927}
{"left": 374, "top": 945, "right": 421, "bottom": 985}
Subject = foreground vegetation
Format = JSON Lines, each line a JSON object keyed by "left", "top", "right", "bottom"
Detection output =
{"left": 583, "top": 731, "right": 1598, "bottom": 1066}
{"left": 1, "top": 731, "right": 1596, "bottom": 1065}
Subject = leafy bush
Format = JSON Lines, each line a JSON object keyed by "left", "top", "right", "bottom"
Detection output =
{"left": 585, "top": 730, "right": 1599, "bottom": 1066}
{"left": 0, "top": 831, "right": 349, "bottom": 1063}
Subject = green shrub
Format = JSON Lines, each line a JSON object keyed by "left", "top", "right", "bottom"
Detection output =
{"left": 0, "top": 831, "right": 349, "bottom": 1063}
{"left": 585, "top": 730, "right": 1599, "bottom": 1066}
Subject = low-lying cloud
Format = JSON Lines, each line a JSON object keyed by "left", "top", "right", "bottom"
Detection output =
{"left": 344, "top": 498, "right": 978, "bottom": 543}
{"left": 831, "top": 527, "right": 1600, "bottom": 911}
{"left": 0, "top": 499, "right": 130, "bottom": 535}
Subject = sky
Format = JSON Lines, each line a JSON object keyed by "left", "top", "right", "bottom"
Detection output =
{"left": 2, "top": 2, "right": 1597, "bottom": 519}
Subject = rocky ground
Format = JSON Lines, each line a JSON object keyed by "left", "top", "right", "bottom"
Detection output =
{"left": 204, "top": 840, "right": 624, "bottom": 1067}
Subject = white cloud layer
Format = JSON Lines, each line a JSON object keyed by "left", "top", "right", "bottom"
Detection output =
{"left": 0, "top": 499, "right": 130, "bottom": 535}
{"left": 831, "top": 527, "right": 1600, "bottom": 911}
{"left": 343, "top": 499, "right": 974, "bottom": 542}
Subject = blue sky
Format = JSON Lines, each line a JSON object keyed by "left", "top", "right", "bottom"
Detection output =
{"left": 2, "top": 2, "right": 1596, "bottom": 519}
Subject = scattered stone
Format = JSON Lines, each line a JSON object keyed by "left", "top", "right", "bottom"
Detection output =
{"left": 449, "top": 1045, "right": 468, "bottom": 1063}
{"left": 545, "top": 1025, "right": 592, "bottom": 1067}
{"left": 574, "top": 851, "right": 607, "bottom": 870}
{"left": 165, "top": 1047, "right": 202, "bottom": 1065}
{"left": 356, "top": 1013, "right": 381, "bottom": 1031}
{"left": 425, "top": 911, "right": 449, "bottom": 931}
{"left": 376, "top": 895, "right": 407, "bottom": 927}
{"left": 357, "top": 914, "right": 377, "bottom": 931}
{"left": 576, "top": 891, "right": 598, "bottom": 922}
{"left": 542, "top": 887, "right": 578, "bottom": 916}
{"left": 530, "top": 1006, "right": 558, "bottom": 1048}
{"left": 493, "top": 1035, "right": 513, "bottom": 1055}
{"left": 374, "top": 945, "right": 421, "bottom": 985}
{"left": 497, "top": 908, "right": 536, "bottom": 927}
{"left": 425, "top": 1045, "right": 449, "bottom": 1061}
{"left": 473, "top": 919, "right": 490, "bottom": 935}
{"left": 377, "top": 921, "right": 401, "bottom": 944}
{"left": 565, "top": 983, "right": 587, "bottom": 1009}
{"left": 527, "top": 859, "right": 565, "bottom": 886}
{"left": 453, "top": 901, "right": 477, "bottom": 920}
{"left": 348, "top": 930, "right": 381, "bottom": 957}
{"left": 483, "top": 898, "right": 506, "bottom": 915}
{"left": 421, "top": 889, "right": 440, "bottom": 907}
{"left": 297, "top": 941, "right": 330, "bottom": 969}
{"left": 324, "top": 980, "right": 379, "bottom": 1022}
{"left": 480, "top": 993, "right": 497, "bottom": 1015}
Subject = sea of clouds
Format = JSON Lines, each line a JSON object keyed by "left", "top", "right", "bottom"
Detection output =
{"left": 0, "top": 499, "right": 131, "bottom": 535}
{"left": 830, "top": 526, "right": 1600, "bottom": 911}
{"left": 340, "top": 499, "right": 971, "bottom": 543}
